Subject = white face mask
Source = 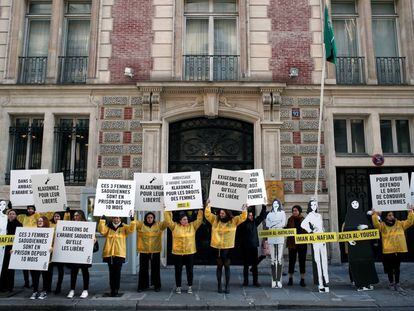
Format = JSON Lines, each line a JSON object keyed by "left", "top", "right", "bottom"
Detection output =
{"left": 310, "top": 201, "right": 318, "bottom": 212}
{"left": 351, "top": 200, "right": 359, "bottom": 210}
{"left": 0, "top": 201, "right": 6, "bottom": 213}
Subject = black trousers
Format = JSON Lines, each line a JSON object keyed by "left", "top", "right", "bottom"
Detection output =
{"left": 215, "top": 249, "right": 232, "bottom": 288}
{"left": 242, "top": 247, "right": 258, "bottom": 284}
{"left": 48, "top": 262, "right": 64, "bottom": 292}
{"left": 138, "top": 253, "right": 161, "bottom": 290}
{"left": 0, "top": 250, "right": 14, "bottom": 291}
{"left": 107, "top": 259, "right": 123, "bottom": 294}
{"left": 383, "top": 253, "right": 402, "bottom": 284}
{"left": 30, "top": 269, "right": 51, "bottom": 293}
{"left": 70, "top": 264, "right": 90, "bottom": 290}
{"left": 173, "top": 254, "right": 194, "bottom": 287}
{"left": 288, "top": 246, "right": 307, "bottom": 275}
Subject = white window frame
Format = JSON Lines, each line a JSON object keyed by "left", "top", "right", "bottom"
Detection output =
{"left": 380, "top": 117, "right": 412, "bottom": 154}
{"left": 334, "top": 117, "right": 367, "bottom": 154}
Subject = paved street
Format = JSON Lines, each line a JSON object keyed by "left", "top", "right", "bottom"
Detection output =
{"left": 1, "top": 262, "right": 414, "bottom": 310}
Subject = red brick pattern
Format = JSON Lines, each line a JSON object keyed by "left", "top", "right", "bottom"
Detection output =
{"left": 124, "top": 107, "right": 133, "bottom": 120}
{"left": 122, "top": 155, "right": 131, "bottom": 168}
{"left": 268, "top": 0, "right": 313, "bottom": 84}
{"left": 293, "top": 156, "right": 302, "bottom": 169}
{"left": 99, "top": 131, "right": 103, "bottom": 144}
{"left": 109, "top": 0, "right": 154, "bottom": 83}
{"left": 97, "top": 155, "right": 102, "bottom": 168}
{"left": 320, "top": 155, "right": 325, "bottom": 168}
{"left": 123, "top": 131, "right": 131, "bottom": 144}
{"left": 293, "top": 131, "right": 301, "bottom": 144}
{"left": 294, "top": 180, "right": 303, "bottom": 194}
{"left": 100, "top": 107, "right": 105, "bottom": 120}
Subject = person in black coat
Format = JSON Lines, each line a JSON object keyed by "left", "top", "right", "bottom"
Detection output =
{"left": 343, "top": 200, "right": 378, "bottom": 291}
{"left": 0, "top": 209, "right": 22, "bottom": 292}
{"left": 239, "top": 205, "right": 267, "bottom": 287}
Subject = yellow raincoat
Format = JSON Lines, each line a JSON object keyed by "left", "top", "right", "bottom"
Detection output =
{"left": 205, "top": 205, "right": 247, "bottom": 249}
{"left": 136, "top": 220, "right": 167, "bottom": 253}
{"left": 164, "top": 210, "right": 203, "bottom": 255}
{"left": 372, "top": 211, "right": 414, "bottom": 254}
{"left": 98, "top": 220, "right": 137, "bottom": 258}
{"left": 17, "top": 211, "right": 54, "bottom": 227}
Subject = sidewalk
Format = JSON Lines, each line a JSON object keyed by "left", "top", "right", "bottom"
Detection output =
{"left": 1, "top": 263, "right": 414, "bottom": 310}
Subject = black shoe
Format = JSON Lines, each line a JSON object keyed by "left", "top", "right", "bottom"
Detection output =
{"left": 154, "top": 287, "right": 160, "bottom": 292}
{"left": 224, "top": 286, "right": 230, "bottom": 294}
{"left": 287, "top": 278, "right": 293, "bottom": 286}
{"left": 242, "top": 281, "right": 248, "bottom": 287}
{"left": 300, "top": 279, "right": 306, "bottom": 287}
{"left": 23, "top": 283, "right": 30, "bottom": 289}
{"left": 54, "top": 287, "right": 61, "bottom": 295}
{"left": 253, "top": 282, "right": 261, "bottom": 287}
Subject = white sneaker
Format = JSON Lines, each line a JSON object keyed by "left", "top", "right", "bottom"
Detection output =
{"left": 271, "top": 281, "right": 277, "bottom": 288}
{"left": 80, "top": 290, "right": 88, "bottom": 299}
{"left": 38, "top": 291, "right": 47, "bottom": 300}
{"left": 30, "top": 292, "right": 38, "bottom": 300}
{"left": 67, "top": 290, "right": 75, "bottom": 299}
{"left": 277, "top": 281, "right": 283, "bottom": 288}
{"left": 187, "top": 286, "right": 193, "bottom": 294}
{"left": 175, "top": 287, "right": 181, "bottom": 294}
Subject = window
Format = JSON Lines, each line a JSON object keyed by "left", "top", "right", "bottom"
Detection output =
{"left": 371, "top": 1, "right": 405, "bottom": 84}
{"left": 332, "top": 1, "right": 365, "bottom": 84}
{"left": 184, "top": 0, "right": 239, "bottom": 81}
{"left": 334, "top": 118, "right": 366, "bottom": 154}
{"left": 54, "top": 117, "right": 89, "bottom": 185}
{"left": 58, "top": 1, "right": 91, "bottom": 83}
{"left": 380, "top": 119, "right": 411, "bottom": 154}
{"left": 18, "top": 1, "right": 52, "bottom": 84}
{"left": 7, "top": 117, "right": 44, "bottom": 183}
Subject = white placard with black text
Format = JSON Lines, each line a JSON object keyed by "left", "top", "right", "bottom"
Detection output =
{"left": 239, "top": 169, "right": 267, "bottom": 206}
{"left": 10, "top": 169, "right": 48, "bottom": 207}
{"left": 32, "top": 173, "right": 67, "bottom": 212}
{"left": 134, "top": 173, "right": 164, "bottom": 211}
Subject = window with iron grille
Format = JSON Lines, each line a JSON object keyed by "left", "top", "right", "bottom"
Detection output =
{"left": 6, "top": 117, "right": 44, "bottom": 184}
{"left": 58, "top": 1, "right": 91, "bottom": 84}
{"left": 184, "top": 0, "right": 239, "bottom": 81}
{"left": 54, "top": 118, "right": 89, "bottom": 185}
{"left": 334, "top": 118, "right": 366, "bottom": 154}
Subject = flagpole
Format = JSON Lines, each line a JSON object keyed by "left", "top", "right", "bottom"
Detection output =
{"left": 314, "top": 0, "right": 327, "bottom": 200}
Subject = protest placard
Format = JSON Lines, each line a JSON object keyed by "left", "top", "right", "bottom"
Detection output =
{"left": 31, "top": 173, "right": 67, "bottom": 212}
{"left": 10, "top": 169, "right": 48, "bottom": 207}
{"left": 0, "top": 235, "right": 14, "bottom": 246}
{"left": 294, "top": 232, "right": 338, "bottom": 244}
{"left": 134, "top": 173, "right": 164, "bottom": 211}
{"left": 163, "top": 171, "right": 203, "bottom": 211}
{"left": 52, "top": 221, "right": 95, "bottom": 264}
{"left": 258, "top": 228, "right": 296, "bottom": 238}
{"left": 209, "top": 168, "right": 249, "bottom": 211}
{"left": 94, "top": 179, "right": 136, "bottom": 217}
{"left": 239, "top": 169, "right": 267, "bottom": 206}
{"left": 9, "top": 227, "right": 54, "bottom": 271}
{"left": 370, "top": 173, "right": 411, "bottom": 212}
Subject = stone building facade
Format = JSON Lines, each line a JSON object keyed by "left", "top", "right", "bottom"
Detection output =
{"left": 0, "top": 0, "right": 414, "bottom": 267}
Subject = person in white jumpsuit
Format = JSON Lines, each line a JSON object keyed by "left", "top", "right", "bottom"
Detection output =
{"left": 266, "top": 199, "right": 286, "bottom": 288}
{"left": 301, "top": 199, "right": 329, "bottom": 292}
{"left": 0, "top": 201, "right": 8, "bottom": 273}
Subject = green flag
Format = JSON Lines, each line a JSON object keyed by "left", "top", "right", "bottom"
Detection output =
{"left": 324, "top": 6, "right": 337, "bottom": 64}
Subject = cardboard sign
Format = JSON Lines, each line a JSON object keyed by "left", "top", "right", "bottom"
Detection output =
{"left": 10, "top": 169, "right": 48, "bottom": 207}
{"left": 163, "top": 171, "right": 203, "bottom": 211}
{"left": 258, "top": 228, "right": 296, "bottom": 238}
{"left": 239, "top": 169, "right": 267, "bottom": 206}
{"left": 9, "top": 227, "right": 54, "bottom": 271}
{"left": 94, "top": 179, "right": 136, "bottom": 217}
{"left": 337, "top": 229, "right": 379, "bottom": 242}
{"left": 209, "top": 168, "right": 249, "bottom": 211}
{"left": 295, "top": 232, "right": 337, "bottom": 244}
{"left": 370, "top": 173, "right": 411, "bottom": 212}
{"left": 134, "top": 173, "right": 164, "bottom": 211}
{"left": 31, "top": 173, "right": 67, "bottom": 212}
{"left": 265, "top": 180, "right": 285, "bottom": 204}
{"left": 0, "top": 235, "right": 14, "bottom": 246}
{"left": 52, "top": 221, "right": 95, "bottom": 264}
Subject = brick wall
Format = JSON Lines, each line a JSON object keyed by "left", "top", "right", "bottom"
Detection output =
{"left": 268, "top": 0, "right": 313, "bottom": 84}
{"left": 109, "top": 0, "right": 154, "bottom": 83}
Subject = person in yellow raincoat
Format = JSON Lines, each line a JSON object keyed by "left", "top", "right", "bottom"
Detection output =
{"left": 136, "top": 212, "right": 167, "bottom": 292}
{"left": 205, "top": 201, "right": 247, "bottom": 294}
{"left": 98, "top": 213, "right": 137, "bottom": 297}
{"left": 372, "top": 207, "right": 414, "bottom": 293}
{"left": 164, "top": 209, "right": 203, "bottom": 294}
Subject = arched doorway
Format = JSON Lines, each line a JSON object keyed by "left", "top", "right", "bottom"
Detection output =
{"left": 168, "top": 117, "right": 254, "bottom": 265}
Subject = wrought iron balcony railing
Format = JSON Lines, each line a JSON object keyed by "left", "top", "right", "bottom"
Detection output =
{"left": 376, "top": 57, "right": 406, "bottom": 85}
{"left": 336, "top": 56, "right": 365, "bottom": 85}
{"left": 58, "top": 56, "right": 88, "bottom": 84}
{"left": 18, "top": 56, "right": 47, "bottom": 84}
{"left": 184, "top": 55, "right": 239, "bottom": 81}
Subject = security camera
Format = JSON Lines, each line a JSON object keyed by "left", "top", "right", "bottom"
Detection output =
{"left": 124, "top": 67, "right": 134, "bottom": 78}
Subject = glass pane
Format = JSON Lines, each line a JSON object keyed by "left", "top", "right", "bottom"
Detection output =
{"left": 27, "top": 20, "right": 50, "bottom": 56}
{"left": 334, "top": 119, "right": 348, "bottom": 153}
{"left": 396, "top": 120, "right": 411, "bottom": 153}
{"left": 15, "top": 118, "right": 29, "bottom": 127}
{"left": 372, "top": 19, "right": 398, "bottom": 57}
{"left": 351, "top": 119, "right": 365, "bottom": 153}
{"left": 29, "top": 3, "right": 52, "bottom": 14}
{"left": 371, "top": 1, "right": 395, "bottom": 15}
{"left": 185, "top": 0, "right": 209, "bottom": 12}
{"left": 333, "top": 19, "right": 357, "bottom": 56}
{"left": 185, "top": 19, "right": 208, "bottom": 54}
{"left": 332, "top": 1, "right": 356, "bottom": 15}
{"left": 214, "top": 0, "right": 237, "bottom": 13}
{"left": 380, "top": 120, "right": 393, "bottom": 153}
{"left": 66, "top": 20, "right": 90, "bottom": 56}
{"left": 67, "top": 3, "right": 92, "bottom": 14}
{"left": 214, "top": 19, "right": 237, "bottom": 55}
{"left": 29, "top": 120, "right": 43, "bottom": 169}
